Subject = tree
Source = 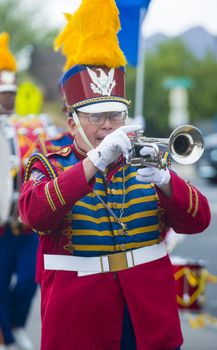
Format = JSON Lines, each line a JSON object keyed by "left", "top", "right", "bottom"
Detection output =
{"left": 126, "top": 38, "right": 217, "bottom": 136}
{"left": 0, "top": 0, "right": 57, "bottom": 54}
{"left": 189, "top": 52, "right": 217, "bottom": 121}
{"left": 144, "top": 39, "right": 198, "bottom": 136}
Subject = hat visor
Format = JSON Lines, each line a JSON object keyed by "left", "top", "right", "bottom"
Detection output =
{"left": 76, "top": 101, "right": 128, "bottom": 113}
{"left": 0, "top": 84, "right": 17, "bottom": 93}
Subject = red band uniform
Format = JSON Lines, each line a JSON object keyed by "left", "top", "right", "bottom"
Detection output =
{"left": 18, "top": 142, "right": 210, "bottom": 350}
{"left": 18, "top": 1, "right": 211, "bottom": 349}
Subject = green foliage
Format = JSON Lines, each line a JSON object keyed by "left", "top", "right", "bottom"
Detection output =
{"left": 145, "top": 39, "right": 197, "bottom": 136}
{"left": 189, "top": 52, "right": 217, "bottom": 121}
{"left": 0, "top": 0, "right": 57, "bottom": 53}
{"left": 126, "top": 39, "right": 217, "bottom": 136}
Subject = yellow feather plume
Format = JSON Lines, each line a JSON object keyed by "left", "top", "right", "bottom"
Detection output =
{"left": 0, "top": 32, "right": 16, "bottom": 72}
{"left": 54, "top": 0, "right": 127, "bottom": 71}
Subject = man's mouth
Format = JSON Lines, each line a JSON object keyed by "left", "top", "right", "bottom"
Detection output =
{"left": 96, "top": 137, "right": 105, "bottom": 142}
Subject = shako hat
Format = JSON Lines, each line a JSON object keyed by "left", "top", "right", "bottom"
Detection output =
{"left": 55, "top": 0, "right": 130, "bottom": 114}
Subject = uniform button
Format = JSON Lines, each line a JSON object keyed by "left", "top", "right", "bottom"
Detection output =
{"left": 112, "top": 202, "right": 117, "bottom": 209}
{"left": 107, "top": 202, "right": 112, "bottom": 208}
{"left": 120, "top": 244, "right": 127, "bottom": 251}
{"left": 61, "top": 146, "right": 70, "bottom": 154}
{"left": 111, "top": 189, "right": 116, "bottom": 195}
{"left": 118, "top": 229, "right": 125, "bottom": 236}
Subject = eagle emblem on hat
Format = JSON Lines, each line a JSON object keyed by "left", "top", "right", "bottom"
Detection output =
{"left": 87, "top": 67, "right": 116, "bottom": 96}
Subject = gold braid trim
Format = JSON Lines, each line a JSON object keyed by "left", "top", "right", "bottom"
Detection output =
{"left": 187, "top": 184, "right": 193, "bottom": 214}
{"left": 45, "top": 183, "right": 56, "bottom": 211}
{"left": 68, "top": 96, "right": 131, "bottom": 111}
{"left": 192, "top": 186, "right": 199, "bottom": 218}
{"left": 54, "top": 178, "right": 66, "bottom": 206}
{"left": 24, "top": 153, "right": 57, "bottom": 182}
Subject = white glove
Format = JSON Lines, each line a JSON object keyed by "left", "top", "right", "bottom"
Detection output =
{"left": 87, "top": 125, "right": 141, "bottom": 171}
{"left": 136, "top": 166, "right": 171, "bottom": 188}
{"left": 136, "top": 146, "right": 171, "bottom": 187}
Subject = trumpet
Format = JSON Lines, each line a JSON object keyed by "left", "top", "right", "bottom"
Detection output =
{"left": 126, "top": 125, "right": 204, "bottom": 169}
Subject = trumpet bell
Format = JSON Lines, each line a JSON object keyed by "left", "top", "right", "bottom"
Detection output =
{"left": 169, "top": 125, "right": 204, "bottom": 165}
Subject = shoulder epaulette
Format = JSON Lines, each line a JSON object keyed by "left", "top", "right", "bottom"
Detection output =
{"left": 24, "top": 153, "right": 58, "bottom": 182}
{"left": 46, "top": 146, "right": 72, "bottom": 158}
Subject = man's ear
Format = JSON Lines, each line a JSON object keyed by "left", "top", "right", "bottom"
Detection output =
{"left": 67, "top": 117, "right": 76, "bottom": 136}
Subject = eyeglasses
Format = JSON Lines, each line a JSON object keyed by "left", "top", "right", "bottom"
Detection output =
{"left": 79, "top": 111, "right": 128, "bottom": 125}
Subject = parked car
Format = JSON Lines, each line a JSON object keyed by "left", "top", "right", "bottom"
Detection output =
{"left": 196, "top": 132, "right": 217, "bottom": 183}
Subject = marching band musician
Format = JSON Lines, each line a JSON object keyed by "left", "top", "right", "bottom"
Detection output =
{"left": 0, "top": 32, "right": 37, "bottom": 350}
{"left": 18, "top": 1, "right": 211, "bottom": 350}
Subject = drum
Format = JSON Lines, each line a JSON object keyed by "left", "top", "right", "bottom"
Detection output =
{"left": 0, "top": 114, "right": 55, "bottom": 225}
{"left": 171, "top": 256, "right": 207, "bottom": 311}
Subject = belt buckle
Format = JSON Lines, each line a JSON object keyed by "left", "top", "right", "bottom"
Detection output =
{"left": 108, "top": 252, "right": 128, "bottom": 272}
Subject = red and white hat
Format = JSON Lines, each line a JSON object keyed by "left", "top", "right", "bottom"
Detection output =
{"left": 55, "top": 0, "right": 130, "bottom": 114}
{"left": 61, "top": 65, "right": 129, "bottom": 113}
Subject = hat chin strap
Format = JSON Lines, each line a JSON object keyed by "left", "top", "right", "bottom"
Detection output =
{"left": 72, "top": 111, "right": 94, "bottom": 150}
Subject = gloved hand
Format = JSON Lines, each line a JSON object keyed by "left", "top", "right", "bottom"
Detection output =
{"left": 136, "top": 146, "right": 171, "bottom": 188}
{"left": 87, "top": 125, "right": 141, "bottom": 171}
{"left": 136, "top": 166, "right": 171, "bottom": 188}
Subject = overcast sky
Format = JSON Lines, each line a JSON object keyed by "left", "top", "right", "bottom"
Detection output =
{"left": 34, "top": 0, "right": 217, "bottom": 38}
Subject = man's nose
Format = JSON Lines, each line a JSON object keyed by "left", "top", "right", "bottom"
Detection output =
{"left": 101, "top": 115, "right": 113, "bottom": 127}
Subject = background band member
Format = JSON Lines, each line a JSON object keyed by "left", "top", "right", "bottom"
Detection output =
{"left": 0, "top": 32, "right": 37, "bottom": 350}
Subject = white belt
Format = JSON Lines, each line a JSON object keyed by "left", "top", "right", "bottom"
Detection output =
{"left": 44, "top": 242, "right": 167, "bottom": 277}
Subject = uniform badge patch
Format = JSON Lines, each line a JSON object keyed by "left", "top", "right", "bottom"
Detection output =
{"left": 30, "top": 169, "right": 45, "bottom": 184}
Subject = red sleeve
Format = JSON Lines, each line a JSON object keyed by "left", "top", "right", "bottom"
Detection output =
{"left": 18, "top": 160, "right": 94, "bottom": 232}
{"left": 156, "top": 171, "right": 211, "bottom": 234}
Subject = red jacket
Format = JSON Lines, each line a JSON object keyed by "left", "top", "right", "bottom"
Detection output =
{"left": 18, "top": 148, "right": 211, "bottom": 350}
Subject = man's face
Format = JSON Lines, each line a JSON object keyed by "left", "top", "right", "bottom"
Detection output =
{"left": 0, "top": 91, "right": 16, "bottom": 114}
{"left": 68, "top": 111, "right": 127, "bottom": 152}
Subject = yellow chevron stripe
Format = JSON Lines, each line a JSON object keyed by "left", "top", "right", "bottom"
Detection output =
{"left": 95, "top": 177, "right": 103, "bottom": 184}
{"left": 80, "top": 169, "right": 151, "bottom": 186}
{"left": 121, "top": 210, "right": 158, "bottom": 222}
{"left": 76, "top": 195, "right": 158, "bottom": 211}
{"left": 92, "top": 190, "right": 107, "bottom": 196}
{"left": 68, "top": 214, "right": 112, "bottom": 224}
{"left": 107, "top": 184, "right": 155, "bottom": 195}
{"left": 125, "top": 196, "right": 158, "bottom": 207}
{"left": 124, "top": 184, "right": 156, "bottom": 194}
{"left": 75, "top": 201, "right": 105, "bottom": 211}
{"left": 72, "top": 238, "right": 162, "bottom": 252}
{"left": 69, "top": 229, "right": 114, "bottom": 236}
{"left": 54, "top": 178, "right": 65, "bottom": 205}
{"left": 70, "top": 224, "right": 159, "bottom": 237}
{"left": 45, "top": 183, "right": 56, "bottom": 211}
{"left": 93, "top": 184, "right": 155, "bottom": 197}
{"left": 112, "top": 171, "right": 137, "bottom": 183}
{"left": 126, "top": 224, "right": 159, "bottom": 235}
{"left": 70, "top": 209, "right": 158, "bottom": 224}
